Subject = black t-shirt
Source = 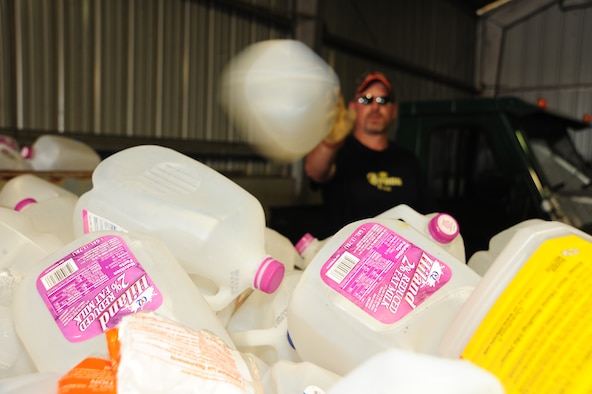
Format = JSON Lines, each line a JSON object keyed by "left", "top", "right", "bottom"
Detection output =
{"left": 314, "top": 135, "right": 434, "bottom": 237}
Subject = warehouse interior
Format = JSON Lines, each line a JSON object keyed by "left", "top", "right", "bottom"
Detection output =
{"left": 3, "top": 1, "right": 592, "bottom": 391}
{"left": 1, "top": 0, "right": 592, "bottom": 234}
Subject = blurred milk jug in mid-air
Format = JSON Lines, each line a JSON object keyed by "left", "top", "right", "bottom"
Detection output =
{"left": 220, "top": 39, "right": 340, "bottom": 163}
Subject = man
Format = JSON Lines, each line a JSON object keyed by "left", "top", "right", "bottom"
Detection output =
{"left": 305, "top": 71, "right": 434, "bottom": 237}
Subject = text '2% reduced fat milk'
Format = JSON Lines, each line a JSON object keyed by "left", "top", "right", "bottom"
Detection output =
{"left": 287, "top": 217, "right": 481, "bottom": 376}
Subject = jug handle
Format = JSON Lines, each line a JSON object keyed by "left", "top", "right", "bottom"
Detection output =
{"left": 230, "top": 328, "right": 282, "bottom": 348}
{"left": 375, "top": 204, "right": 431, "bottom": 231}
{"left": 204, "top": 287, "right": 235, "bottom": 312}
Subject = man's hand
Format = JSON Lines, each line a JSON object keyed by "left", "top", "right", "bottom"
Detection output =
{"left": 323, "top": 96, "right": 357, "bottom": 147}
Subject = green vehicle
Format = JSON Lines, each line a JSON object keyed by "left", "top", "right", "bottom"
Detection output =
{"left": 396, "top": 96, "right": 592, "bottom": 259}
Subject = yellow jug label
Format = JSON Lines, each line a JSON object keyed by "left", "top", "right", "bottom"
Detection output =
{"left": 461, "top": 235, "right": 592, "bottom": 393}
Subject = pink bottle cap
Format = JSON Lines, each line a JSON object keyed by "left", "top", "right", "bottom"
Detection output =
{"left": 20, "top": 146, "right": 33, "bottom": 159}
{"left": 253, "top": 257, "right": 285, "bottom": 294}
{"left": 295, "top": 232, "right": 315, "bottom": 254}
{"left": 428, "top": 213, "right": 459, "bottom": 244}
{"left": 14, "top": 198, "right": 37, "bottom": 212}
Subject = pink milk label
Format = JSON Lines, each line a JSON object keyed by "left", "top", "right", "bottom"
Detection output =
{"left": 321, "top": 222, "right": 452, "bottom": 324}
{"left": 36, "top": 234, "right": 163, "bottom": 343}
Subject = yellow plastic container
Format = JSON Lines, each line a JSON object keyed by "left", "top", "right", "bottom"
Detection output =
{"left": 441, "top": 219, "right": 592, "bottom": 393}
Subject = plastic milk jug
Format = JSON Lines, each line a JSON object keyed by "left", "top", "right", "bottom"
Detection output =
{"left": 264, "top": 227, "right": 303, "bottom": 272}
{"left": 466, "top": 219, "right": 542, "bottom": 276}
{"left": 220, "top": 39, "right": 340, "bottom": 163}
{"left": 326, "top": 348, "right": 503, "bottom": 394}
{"left": 0, "top": 208, "right": 63, "bottom": 379}
{"left": 294, "top": 233, "right": 329, "bottom": 270}
{"left": 0, "top": 175, "right": 79, "bottom": 244}
{"left": 287, "top": 217, "right": 481, "bottom": 376}
{"left": 0, "top": 305, "right": 37, "bottom": 380}
{"left": 260, "top": 360, "right": 342, "bottom": 394}
{"left": 0, "top": 136, "right": 30, "bottom": 170}
{"left": 0, "top": 372, "right": 61, "bottom": 394}
{"left": 440, "top": 219, "right": 592, "bottom": 393}
{"left": 73, "top": 145, "right": 285, "bottom": 312}
{"left": 20, "top": 134, "right": 101, "bottom": 171}
{"left": 377, "top": 204, "right": 466, "bottom": 263}
{"left": 11, "top": 230, "right": 234, "bottom": 374}
{"left": 226, "top": 269, "right": 303, "bottom": 365}
{"left": 0, "top": 207, "right": 64, "bottom": 306}
{"left": 295, "top": 205, "right": 465, "bottom": 271}
{"left": 0, "top": 174, "right": 78, "bottom": 208}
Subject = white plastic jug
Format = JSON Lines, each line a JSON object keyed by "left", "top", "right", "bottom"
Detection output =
{"left": 20, "top": 134, "right": 101, "bottom": 171}
{"left": 295, "top": 205, "right": 465, "bottom": 271}
{"left": 0, "top": 372, "right": 60, "bottom": 394}
{"left": 226, "top": 269, "right": 303, "bottom": 365}
{"left": 0, "top": 305, "right": 37, "bottom": 380}
{"left": 73, "top": 145, "right": 285, "bottom": 312}
{"left": 0, "top": 207, "right": 64, "bottom": 306}
{"left": 287, "top": 217, "right": 481, "bottom": 376}
{"left": 466, "top": 219, "right": 542, "bottom": 276}
{"left": 0, "top": 174, "right": 78, "bottom": 208}
{"left": 260, "top": 360, "right": 342, "bottom": 394}
{"left": 294, "top": 233, "right": 329, "bottom": 270}
{"left": 377, "top": 204, "right": 466, "bottom": 263}
{"left": 326, "top": 348, "right": 503, "bottom": 394}
{"left": 220, "top": 39, "right": 340, "bottom": 163}
{"left": 440, "top": 219, "right": 592, "bottom": 393}
{"left": 12, "top": 230, "right": 234, "bottom": 374}
{"left": 264, "top": 227, "right": 303, "bottom": 272}
{"left": 0, "top": 136, "right": 30, "bottom": 170}
{"left": 0, "top": 174, "right": 79, "bottom": 244}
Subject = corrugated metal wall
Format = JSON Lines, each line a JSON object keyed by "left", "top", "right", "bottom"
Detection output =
{"left": 0, "top": 0, "right": 296, "bottom": 176}
{"left": 480, "top": 0, "right": 592, "bottom": 160}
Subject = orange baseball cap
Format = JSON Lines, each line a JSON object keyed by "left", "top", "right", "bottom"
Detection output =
{"left": 355, "top": 71, "right": 393, "bottom": 98}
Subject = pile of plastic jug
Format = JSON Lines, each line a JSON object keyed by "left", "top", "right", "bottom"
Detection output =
{"left": 2, "top": 144, "right": 590, "bottom": 394}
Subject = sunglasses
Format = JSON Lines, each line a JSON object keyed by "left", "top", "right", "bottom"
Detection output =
{"left": 357, "top": 94, "right": 392, "bottom": 106}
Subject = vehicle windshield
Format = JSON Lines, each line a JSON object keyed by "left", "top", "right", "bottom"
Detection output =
{"left": 527, "top": 135, "right": 591, "bottom": 192}
{"left": 523, "top": 124, "right": 592, "bottom": 231}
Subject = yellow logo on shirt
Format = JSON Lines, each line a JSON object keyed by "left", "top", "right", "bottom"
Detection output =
{"left": 367, "top": 172, "right": 402, "bottom": 192}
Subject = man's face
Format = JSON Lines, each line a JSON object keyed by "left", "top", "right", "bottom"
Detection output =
{"left": 351, "top": 82, "right": 397, "bottom": 135}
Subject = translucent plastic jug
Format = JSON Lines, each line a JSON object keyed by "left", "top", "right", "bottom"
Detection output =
{"left": 295, "top": 204, "right": 465, "bottom": 271}
{"left": 220, "top": 39, "right": 340, "bottom": 163}
{"left": 0, "top": 208, "right": 64, "bottom": 379}
{"left": 226, "top": 269, "right": 303, "bottom": 365}
{"left": 0, "top": 372, "right": 60, "bottom": 394}
{"left": 20, "top": 134, "right": 101, "bottom": 171}
{"left": 295, "top": 233, "right": 329, "bottom": 270}
{"left": 73, "top": 145, "right": 285, "bottom": 312}
{"left": 0, "top": 136, "right": 30, "bottom": 170}
{"left": 0, "top": 207, "right": 64, "bottom": 306}
{"left": 0, "top": 174, "right": 79, "bottom": 244}
{"left": 377, "top": 204, "right": 466, "bottom": 263}
{"left": 326, "top": 348, "right": 503, "bottom": 394}
{"left": 440, "top": 219, "right": 592, "bottom": 393}
{"left": 287, "top": 217, "right": 481, "bottom": 376}
{"left": 12, "top": 230, "right": 234, "bottom": 374}
{"left": 264, "top": 227, "right": 303, "bottom": 272}
{"left": 0, "top": 305, "right": 36, "bottom": 380}
{"left": 260, "top": 360, "right": 342, "bottom": 394}
{"left": 0, "top": 174, "right": 78, "bottom": 208}
{"left": 466, "top": 219, "right": 541, "bottom": 276}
